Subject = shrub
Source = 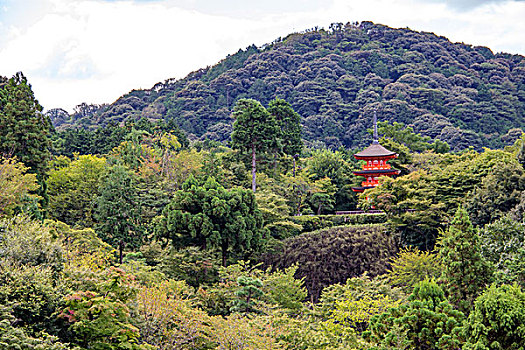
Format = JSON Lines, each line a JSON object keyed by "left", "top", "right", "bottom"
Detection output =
{"left": 262, "top": 224, "right": 398, "bottom": 302}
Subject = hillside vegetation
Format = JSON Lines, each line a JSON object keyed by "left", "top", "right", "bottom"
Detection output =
{"left": 3, "top": 20, "right": 525, "bottom": 350}
{"left": 49, "top": 21, "right": 525, "bottom": 151}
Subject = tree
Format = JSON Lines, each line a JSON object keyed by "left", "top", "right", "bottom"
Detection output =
{"left": 386, "top": 247, "right": 442, "bottom": 293}
{"left": 267, "top": 98, "right": 303, "bottom": 157}
{"left": 437, "top": 206, "right": 493, "bottom": 314}
{"left": 0, "top": 73, "right": 51, "bottom": 179}
{"left": 0, "top": 157, "right": 39, "bottom": 216}
{"left": 463, "top": 284, "right": 525, "bottom": 350}
{"left": 262, "top": 225, "right": 397, "bottom": 302}
{"left": 230, "top": 276, "right": 264, "bottom": 314}
{"left": 155, "top": 176, "right": 265, "bottom": 266}
{"left": 95, "top": 164, "right": 141, "bottom": 264}
{"left": 479, "top": 216, "right": 525, "bottom": 287}
{"left": 47, "top": 155, "right": 106, "bottom": 228}
{"left": 231, "top": 98, "right": 279, "bottom": 192}
{"left": 134, "top": 281, "right": 210, "bottom": 349}
{"left": 306, "top": 149, "right": 355, "bottom": 211}
{"left": 465, "top": 160, "right": 525, "bottom": 226}
{"left": 59, "top": 267, "right": 152, "bottom": 350}
{"left": 364, "top": 280, "right": 464, "bottom": 350}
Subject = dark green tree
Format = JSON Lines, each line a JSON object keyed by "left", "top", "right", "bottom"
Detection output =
{"left": 465, "top": 161, "right": 525, "bottom": 226}
{"left": 463, "top": 284, "right": 525, "bottom": 350}
{"left": 230, "top": 98, "right": 279, "bottom": 192}
{"left": 437, "top": 206, "right": 493, "bottom": 314}
{"left": 479, "top": 216, "right": 525, "bottom": 287}
{"left": 517, "top": 132, "right": 525, "bottom": 167}
{"left": 156, "top": 176, "right": 265, "bottom": 266}
{"left": 0, "top": 72, "right": 51, "bottom": 177}
{"left": 267, "top": 98, "right": 303, "bottom": 156}
{"left": 364, "top": 280, "right": 464, "bottom": 350}
{"left": 230, "top": 276, "right": 264, "bottom": 314}
{"left": 365, "top": 280, "right": 464, "bottom": 350}
{"left": 0, "top": 72, "right": 51, "bottom": 211}
{"left": 95, "top": 164, "right": 141, "bottom": 264}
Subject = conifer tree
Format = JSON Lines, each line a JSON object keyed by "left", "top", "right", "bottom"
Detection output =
{"left": 231, "top": 99, "right": 279, "bottom": 192}
{"left": 0, "top": 73, "right": 51, "bottom": 178}
{"left": 0, "top": 73, "right": 51, "bottom": 212}
{"left": 95, "top": 164, "right": 141, "bottom": 264}
{"left": 437, "top": 206, "right": 493, "bottom": 314}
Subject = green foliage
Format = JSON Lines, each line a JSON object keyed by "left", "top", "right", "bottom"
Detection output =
{"left": 364, "top": 170, "right": 446, "bottom": 250}
{"left": 366, "top": 149, "right": 518, "bottom": 250}
{"left": 463, "top": 284, "right": 525, "bottom": 350}
{"left": 262, "top": 265, "right": 307, "bottom": 312}
{"left": 387, "top": 247, "right": 442, "bottom": 293}
{"left": 51, "top": 118, "right": 188, "bottom": 157}
{"left": 479, "top": 216, "right": 525, "bottom": 287}
{"left": 156, "top": 176, "right": 265, "bottom": 266}
{"left": 0, "top": 215, "right": 63, "bottom": 271}
{"left": 0, "top": 157, "right": 39, "bottom": 216}
{"left": 47, "top": 154, "right": 106, "bottom": 228}
{"left": 0, "top": 73, "right": 50, "bottom": 179}
{"left": 365, "top": 280, "right": 464, "bottom": 350}
{"left": 437, "top": 206, "right": 493, "bottom": 314}
{"left": 134, "top": 281, "right": 210, "bottom": 350}
{"left": 322, "top": 289, "right": 402, "bottom": 336}
{"left": 60, "top": 267, "right": 152, "bottom": 350}
{"left": 465, "top": 160, "right": 525, "bottom": 226}
{"left": 231, "top": 98, "right": 280, "bottom": 192}
{"left": 267, "top": 97, "right": 303, "bottom": 157}
{"left": 306, "top": 149, "right": 356, "bottom": 211}
{"left": 95, "top": 164, "right": 142, "bottom": 263}
{"left": 0, "top": 304, "right": 74, "bottom": 350}
{"left": 377, "top": 121, "right": 449, "bottom": 154}
{"left": 231, "top": 276, "right": 264, "bottom": 314}
{"left": 289, "top": 213, "right": 387, "bottom": 234}
{"left": 56, "top": 22, "right": 525, "bottom": 152}
{"left": 155, "top": 246, "right": 220, "bottom": 288}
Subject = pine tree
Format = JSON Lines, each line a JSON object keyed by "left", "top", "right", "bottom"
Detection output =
{"left": 231, "top": 99, "right": 279, "bottom": 192}
{"left": 437, "top": 206, "right": 493, "bottom": 314}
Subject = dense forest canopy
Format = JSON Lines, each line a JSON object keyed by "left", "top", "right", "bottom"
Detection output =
{"left": 48, "top": 21, "right": 525, "bottom": 151}
{"left": 2, "top": 20, "right": 525, "bottom": 350}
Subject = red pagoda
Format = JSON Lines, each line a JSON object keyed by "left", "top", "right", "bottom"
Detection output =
{"left": 352, "top": 112, "right": 400, "bottom": 193}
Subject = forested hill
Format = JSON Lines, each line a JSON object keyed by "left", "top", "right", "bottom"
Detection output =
{"left": 49, "top": 21, "right": 525, "bottom": 151}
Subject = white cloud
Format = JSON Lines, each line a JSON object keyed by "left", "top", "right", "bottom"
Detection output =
{"left": 0, "top": 0, "right": 523, "bottom": 112}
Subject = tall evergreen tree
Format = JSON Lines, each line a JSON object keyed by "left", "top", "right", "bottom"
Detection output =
{"left": 437, "top": 206, "right": 493, "bottom": 314}
{"left": 230, "top": 99, "right": 279, "bottom": 192}
{"left": 95, "top": 164, "right": 141, "bottom": 264}
{"left": 0, "top": 73, "right": 50, "bottom": 177}
{"left": 267, "top": 98, "right": 303, "bottom": 157}
{"left": 0, "top": 73, "right": 51, "bottom": 210}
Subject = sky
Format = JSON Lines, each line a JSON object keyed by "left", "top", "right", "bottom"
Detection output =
{"left": 0, "top": 0, "right": 524, "bottom": 112}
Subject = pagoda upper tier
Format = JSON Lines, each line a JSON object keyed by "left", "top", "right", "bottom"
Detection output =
{"left": 351, "top": 112, "right": 400, "bottom": 193}
{"left": 351, "top": 143, "right": 400, "bottom": 192}
{"left": 353, "top": 141, "right": 397, "bottom": 160}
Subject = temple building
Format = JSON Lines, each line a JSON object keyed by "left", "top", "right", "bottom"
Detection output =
{"left": 352, "top": 112, "right": 400, "bottom": 193}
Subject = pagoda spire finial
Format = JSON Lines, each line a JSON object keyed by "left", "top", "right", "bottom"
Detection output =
{"left": 372, "top": 110, "right": 379, "bottom": 144}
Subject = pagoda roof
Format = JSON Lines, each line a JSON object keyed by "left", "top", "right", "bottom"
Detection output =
{"left": 354, "top": 142, "right": 397, "bottom": 159}
{"left": 353, "top": 169, "right": 400, "bottom": 176}
{"left": 351, "top": 186, "right": 374, "bottom": 192}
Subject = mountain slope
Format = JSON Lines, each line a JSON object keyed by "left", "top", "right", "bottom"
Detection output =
{"left": 51, "top": 21, "right": 525, "bottom": 151}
